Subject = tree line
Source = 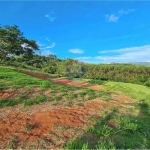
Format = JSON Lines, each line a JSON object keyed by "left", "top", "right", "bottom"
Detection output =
{"left": 0, "top": 25, "right": 150, "bottom": 87}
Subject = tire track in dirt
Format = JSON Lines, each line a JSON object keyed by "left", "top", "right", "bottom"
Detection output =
{"left": 20, "top": 71, "right": 104, "bottom": 90}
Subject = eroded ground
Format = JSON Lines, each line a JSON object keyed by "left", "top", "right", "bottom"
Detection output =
{"left": 0, "top": 71, "right": 136, "bottom": 149}
{"left": 0, "top": 92, "right": 135, "bottom": 149}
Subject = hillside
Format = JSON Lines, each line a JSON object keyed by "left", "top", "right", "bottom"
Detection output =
{"left": 0, "top": 67, "right": 150, "bottom": 149}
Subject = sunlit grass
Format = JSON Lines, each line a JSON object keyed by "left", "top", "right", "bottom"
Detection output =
{"left": 104, "top": 81, "right": 150, "bottom": 101}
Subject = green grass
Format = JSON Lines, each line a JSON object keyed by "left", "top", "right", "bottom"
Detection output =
{"left": 0, "top": 98, "right": 20, "bottom": 108}
{"left": 104, "top": 81, "right": 150, "bottom": 101}
{"left": 0, "top": 67, "right": 49, "bottom": 89}
{"left": 1, "top": 67, "right": 150, "bottom": 149}
{"left": 23, "top": 96, "right": 49, "bottom": 106}
{"left": 65, "top": 103, "right": 150, "bottom": 149}
{"left": 88, "top": 79, "right": 106, "bottom": 85}
{"left": 1, "top": 67, "right": 107, "bottom": 108}
{"left": 64, "top": 82, "right": 150, "bottom": 149}
{"left": 0, "top": 67, "right": 86, "bottom": 107}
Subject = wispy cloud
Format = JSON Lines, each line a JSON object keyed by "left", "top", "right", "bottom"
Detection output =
{"left": 45, "top": 14, "right": 57, "bottom": 22}
{"left": 41, "top": 50, "right": 56, "bottom": 56}
{"left": 40, "top": 42, "right": 56, "bottom": 51}
{"left": 105, "top": 14, "right": 119, "bottom": 22}
{"left": 105, "top": 9, "right": 135, "bottom": 23}
{"left": 118, "top": 9, "right": 135, "bottom": 15}
{"left": 40, "top": 36, "right": 50, "bottom": 42}
{"left": 97, "top": 44, "right": 150, "bottom": 63}
{"left": 75, "top": 44, "right": 150, "bottom": 64}
{"left": 75, "top": 57, "right": 91, "bottom": 60}
{"left": 37, "top": 42, "right": 45, "bottom": 47}
{"left": 69, "top": 48, "right": 84, "bottom": 54}
{"left": 45, "top": 38, "right": 50, "bottom": 42}
{"left": 45, "top": 42, "right": 56, "bottom": 49}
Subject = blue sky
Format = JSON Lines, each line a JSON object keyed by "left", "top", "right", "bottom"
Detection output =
{"left": 0, "top": 1, "right": 150, "bottom": 63}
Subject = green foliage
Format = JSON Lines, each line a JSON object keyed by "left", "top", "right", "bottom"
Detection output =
{"left": 88, "top": 79, "right": 105, "bottom": 85}
{"left": 84, "top": 64, "right": 150, "bottom": 86}
{"left": 65, "top": 140, "right": 89, "bottom": 150}
{"left": 87, "top": 124, "right": 113, "bottom": 137}
{"left": 24, "top": 124, "right": 33, "bottom": 131}
{"left": 0, "top": 25, "right": 39, "bottom": 61}
{"left": 0, "top": 99, "right": 20, "bottom": 108}
{"left": 117, "top": 117, "right": 139, "bottom": 134}
{"left": 144, "top": 79, "right": 150, "bottom": 87}
{"left": 65, "top": 63, "right": 86, "bottom": 78}
{"left": 23, "top": 96, "right": 48, "bottom": 106}
{"left": 96, "top": 140, "right": 116, "bottom": 150}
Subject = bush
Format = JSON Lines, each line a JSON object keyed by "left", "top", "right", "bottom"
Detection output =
{"left": 65, "top": 64, "right": 85, "bottom": 78}
{"left": 144, "top": 79, "right": 150, "bottom": 87}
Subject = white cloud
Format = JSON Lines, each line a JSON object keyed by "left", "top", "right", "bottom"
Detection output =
{"left": 45, "top": 14, "right": 57, "bottom": 22}
{"left": 105, "top": 14, "right": 119, "bottom": 22}
{"left": 75, "top": 57, "right": 91, "bottom": 60}
{"left": 45, "top": 42, "right": 56, "bottom": 49}
{"left": 40, "top": 36, "right": 50, "bottom": 42}
{"left": 45, "top": 38, "right": 50, "bottom": 42}
{"left": 21, "top": 43, "right": 32, "bottom": 49}
{"left": 69, "top": 48, "right": 84, "bottom": 54}
{"left": 118, "top": 9, "right": 135, "bottom": 15}
{"left": 37, "top": 42, "right": 45, "bottom": 47}
{"left": 41, "top": 50, "right": 56, "bottom": 56}
{"left": 40, "top": 42, "right": 56, "bottom": 50}
{"left": 74, "top": 44, "right": 150, "bottom": 64}
{"left": 45, "top": 15, "right": 49, "bottom": 18}
{"left": 105, "top": 9, "right": 135, "bottom": 23}
{"left": 97, "top": 44, "right": 150, "bottom": 63}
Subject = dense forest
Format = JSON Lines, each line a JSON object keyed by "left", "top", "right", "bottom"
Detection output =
{"left": 0, "top": 25, "right": 150, "bottom": 87}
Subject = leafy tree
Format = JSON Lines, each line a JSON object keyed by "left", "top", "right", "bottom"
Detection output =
{"left": 65, "top": 63, "right": 85, "bottom": 78}
{"left": 0, "top": 25, "right": 39, "bottom": 61}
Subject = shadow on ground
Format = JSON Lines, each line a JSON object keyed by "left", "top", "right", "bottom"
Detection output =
{"left": 65, "top": 100, "right": 150, "bottom": 149}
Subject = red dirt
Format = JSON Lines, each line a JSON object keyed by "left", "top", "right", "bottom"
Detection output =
{"left": 0, "top": 71, "right": 135, "bottom": 148}
{"left": 51, "top": 78, "right": 104, "bottom": 90}
{"left": 0, "top": 90, "right": 16, "bottom": 99}
{"left": 20, "top": 71, "right": 104, "bottom": 90}
{"left": 20, "top": 71, "right": 50, "bottom": 80}
{"left": 0, "top": 99, "right": 123, "bottom": 147}
{"left": 111, "top": 94, "right": 134, "bottom": 103}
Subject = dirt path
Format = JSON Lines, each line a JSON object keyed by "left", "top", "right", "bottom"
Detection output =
{"left": 20, "top": 71, "right": 104, "bottom": 90}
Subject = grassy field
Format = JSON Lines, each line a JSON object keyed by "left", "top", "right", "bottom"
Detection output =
{"left": 65, "top": 81, "right": 150, "bottom": 149}
{"left": 0, "top": 67, "right": 115, "bottom": 108}
{"left": 0, "top": 67, "right": 150, "bottom": 149}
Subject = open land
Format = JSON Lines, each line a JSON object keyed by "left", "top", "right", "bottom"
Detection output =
{"left": 0, "top": 67, "right": 150, "bottom": 149}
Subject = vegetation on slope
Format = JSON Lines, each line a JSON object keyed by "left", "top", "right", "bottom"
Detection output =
{"left": 0, "top": 67, "right": 150, "bottom": 149}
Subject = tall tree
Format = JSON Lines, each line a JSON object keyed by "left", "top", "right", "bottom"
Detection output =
{"left": 0, "top": 25, "right": 39, "bottom": 61}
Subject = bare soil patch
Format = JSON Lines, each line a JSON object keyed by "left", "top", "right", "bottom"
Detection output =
{"left": 20, "top": 71, "right": 50, "bottom": 80}
{"left": 0, "top": 90, "right": 17, "bottom": 99}
{"left": 111, "top": 94, "right": 134, "bottom": 103}
{"left": 51, "top": 78, "right": 104, "bottom": 90}
{"left": 0, "top": 71, "right": 136, "bottom": 148}
{"left": 0, "top": 98, "right": 134, "bottom": 148}
{"left": 20, "top": 71, "right": 104, "bottom": 90}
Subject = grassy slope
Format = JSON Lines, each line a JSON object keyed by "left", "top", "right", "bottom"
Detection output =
{"left": 1, "top": 67, "right": 150, "bottom": 149}
{"left": 105, "top": 81, "right": 150, "bottom": 101}
{"left": 0, "top": 67, "right": 113, "bottom": 108}
{"left": 65, "top": 81, "right": 150, "bottom": 149}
